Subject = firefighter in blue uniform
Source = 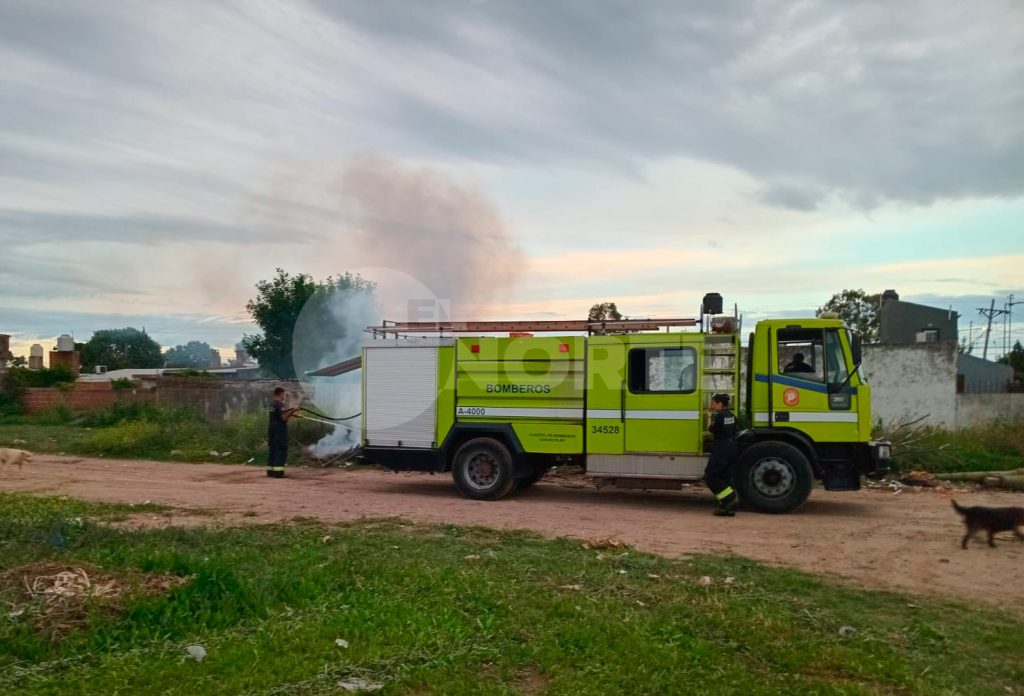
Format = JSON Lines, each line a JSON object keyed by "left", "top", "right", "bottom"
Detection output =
{"left": 267, "top": 387, "right": 297, "bottom": 478}
{"left": 705, "top": 393, "right": 739, "bottom": 516}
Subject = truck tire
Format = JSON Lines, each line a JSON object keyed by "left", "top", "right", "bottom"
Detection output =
{"left": 735, "top": 441, "right": 813, "bottom": 513}
{"left": 452, "top": 438, "right": 518, "bottom": 501}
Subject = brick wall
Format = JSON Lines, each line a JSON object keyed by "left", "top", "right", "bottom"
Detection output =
{"left": 24, "top": 382, "right": 155, "bottom": 414}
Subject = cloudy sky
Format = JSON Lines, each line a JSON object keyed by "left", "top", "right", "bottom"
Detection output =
{"left": 2, "top": 0, "right": 1023, "bottom": 361}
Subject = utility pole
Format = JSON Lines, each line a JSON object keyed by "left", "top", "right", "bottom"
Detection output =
{"left": 978, "top": 299, "right": 1009, "bottom": 360}
{"left": 1008, "top": 294, "right": 1020, "bottom": 356}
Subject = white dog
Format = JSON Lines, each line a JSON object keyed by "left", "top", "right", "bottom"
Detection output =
{"left": 0, "top": 447, "right": 32, "bottom": 476}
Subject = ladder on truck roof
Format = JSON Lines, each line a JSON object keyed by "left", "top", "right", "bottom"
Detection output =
{"left": 366, "top": 318, "right": 700, "bottom": 337}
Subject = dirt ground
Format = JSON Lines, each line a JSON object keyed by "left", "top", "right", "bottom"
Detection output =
{"left": 4, "top": 455, "right": 1024, "bottom": 612}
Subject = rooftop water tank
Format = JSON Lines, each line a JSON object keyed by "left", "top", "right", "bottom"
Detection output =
{"left": 56, "top": 334, "right": 75, "bottom": 352}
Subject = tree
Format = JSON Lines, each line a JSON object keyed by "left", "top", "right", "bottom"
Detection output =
{"left": 164, "top": 340, "right": 213, "bottom": 368}
{"left": 79, "top": 328, "right": 163, "bottom": 372}
{"left": 816, "top": 289, "right": 880, "bottom": 342}
{"left": 10, "top": 356, "right": 26, "bottom": 367}
{"left": 242, "top": 268, "right": 375, "bottom": 379}
{"left": 998, "top": 340, "right": 1024, "bottom": 374}
{"left": 588, "top": 302, "right": 623, "bottom": 322}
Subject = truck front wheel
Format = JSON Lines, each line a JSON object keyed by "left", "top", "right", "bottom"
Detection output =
{"left": 735, "top": 441, "right": 813, "bottom": 513}
{"left": 452, "top": 438, "right": 517, "bottom": 501}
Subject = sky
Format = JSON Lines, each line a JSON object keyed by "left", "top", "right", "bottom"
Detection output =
{"left": 1, "top": 0, "right": 1023, "bottom": 363}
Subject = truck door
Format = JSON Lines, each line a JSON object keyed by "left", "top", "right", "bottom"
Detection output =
{"left": 584, "top": 337, "right": 626, "bottom": 454}
{"left": 623, "top": 340, "right": 702, "bottom": 454}
{"left": 771, "top": 327, "right": 859, "bottom": 440}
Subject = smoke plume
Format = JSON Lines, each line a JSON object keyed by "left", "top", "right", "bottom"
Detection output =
{"left": 299, "top": 154, "right": 523, "bottom": 457}
{"left": 338, "top": 153, "right": 523, "bottom": 316}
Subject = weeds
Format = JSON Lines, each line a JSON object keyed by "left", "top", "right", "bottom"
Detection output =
{"left": 0, "top": 402, "right": 331, "bottom": 465}
{"left": 878, "top": 418, "right": 1024, "bottom": 473}
{"left": 0, "top": 493, "right": 1022, "bottom": 695}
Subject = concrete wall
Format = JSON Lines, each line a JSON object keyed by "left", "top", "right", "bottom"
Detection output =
{"left": 145, "top": 377, "right": 302, "bottom": 421}
{"left": 956, "top": 393, "right": 1024, "bottom": 428}
{"left": 862, "top": 342, "right": 958, "bottom": 428}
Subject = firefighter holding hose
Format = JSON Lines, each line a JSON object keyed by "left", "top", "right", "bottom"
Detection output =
{"left": 705, "top": 393, "right": 740, "bottom": 516}
{"left": 267, "top": 387, "right": 298, "bottom": 478}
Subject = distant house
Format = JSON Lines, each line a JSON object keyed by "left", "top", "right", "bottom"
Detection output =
{"left": 876, "top": 289, "right": 1012, "bottom": 394}
{"left": 878, "top": 290, "right": 958, "bottom": 344}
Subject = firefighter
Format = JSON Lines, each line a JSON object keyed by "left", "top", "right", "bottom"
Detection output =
{"left": 784, "top": 352, "right": 814, "bottom": 373}
{"left": 267, "top": 387, "right": 297, "bottom": 478}
{"left": 705, "top": 393, "right": 739, "bottom": 516}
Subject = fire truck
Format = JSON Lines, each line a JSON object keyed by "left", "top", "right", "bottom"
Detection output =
{"left": 347, "top": 294, "right": 891, "bottom": 513}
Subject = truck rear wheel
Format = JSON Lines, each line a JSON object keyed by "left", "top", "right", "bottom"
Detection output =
{"left": 452, "top": 438, "right": 517, "bottom": 501}
{"left": 735, "top": 441, "right": 812, "bottom": 513}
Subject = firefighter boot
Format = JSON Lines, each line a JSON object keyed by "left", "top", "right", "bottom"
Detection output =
{"left": 713, "top": 489, "right": 739, "bottom": 516}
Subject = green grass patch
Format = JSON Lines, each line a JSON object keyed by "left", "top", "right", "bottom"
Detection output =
{"left": 0, "top": 403, "right": 332, "bottom": 465}
{"left": 1, "top": 493, "right": 1021, "bottom": 695}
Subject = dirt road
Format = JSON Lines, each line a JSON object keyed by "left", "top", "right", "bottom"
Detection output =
{"left": 4, "top": 455, "right": 1023, "bottom": 611}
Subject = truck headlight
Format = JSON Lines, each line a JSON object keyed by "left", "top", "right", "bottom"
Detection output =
{"left": 876, "top": 444, "right": 891, "bottom": 460}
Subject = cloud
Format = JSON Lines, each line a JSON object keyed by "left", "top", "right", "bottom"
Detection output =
{"left": 308, "top": 1, "right": 1024, "bottom": 207}
{"left": 0, "top": 209, "right": 321, "bottom": 247}
{"left": 2, "top": 0, "right": 1020, "bottom": 220}
{"left": 758, "top": 183, "right": 825, "bottom": 212}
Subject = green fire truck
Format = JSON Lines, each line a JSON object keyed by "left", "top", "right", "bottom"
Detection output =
{"left": 353, "top": 297, "right": 891, "bottom": 513}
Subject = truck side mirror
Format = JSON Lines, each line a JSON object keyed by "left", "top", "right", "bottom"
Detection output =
{"left": 849, "top": 332, "right": 863, "bottom": 367}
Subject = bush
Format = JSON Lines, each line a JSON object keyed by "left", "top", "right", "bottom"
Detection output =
{"left": 110, "top": 378, "right": 138, "bottom": 391}
{"left": 35, "top": 403, "right": 75, "bottom": 425}
{"left": 78, "top": 420, "right": 169, "bottom": 457}
{"left": 77, "top": 402, "right": 198, "bottom": 428}
{"left": 7, "top": 366, "right": 76, "bottom": 388}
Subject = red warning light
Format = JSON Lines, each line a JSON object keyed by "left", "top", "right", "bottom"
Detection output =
{"left": 470, "top": 344, "right": 480, "bottom": 354}
{"left": 559, "top": 343, "right": 570, "bottom": 353}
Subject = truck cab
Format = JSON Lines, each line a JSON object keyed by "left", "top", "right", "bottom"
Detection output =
{"left": 740, "top": 318, "right": 890, "bottom": 511}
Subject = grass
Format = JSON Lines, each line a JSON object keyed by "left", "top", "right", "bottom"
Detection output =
{"left": 0, "top": 403, "right": 333, "bottom": 465}
{"left": 1, "top": 493, "right": 1022, "bottom": 695}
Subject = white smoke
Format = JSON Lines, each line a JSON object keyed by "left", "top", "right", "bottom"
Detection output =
{"left": 292, "top": 155, "right": 522, "bottom": 459}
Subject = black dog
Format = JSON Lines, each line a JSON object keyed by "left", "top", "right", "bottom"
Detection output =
{"left": 952, "top": 500, "right": 1024, "bottom": 549}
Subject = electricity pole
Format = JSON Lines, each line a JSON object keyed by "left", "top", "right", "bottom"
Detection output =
{"left": 1006, "top": 294, "right": 1022, "bottom": 357}
{"left": 979, "top": 299, "right": 1009, "bottom": 360}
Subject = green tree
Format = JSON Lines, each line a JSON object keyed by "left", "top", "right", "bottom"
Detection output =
{"left": 243, "top": 269, "right": 375, "bottom": 379}
{"left": 0, "top": 370, "right": 26, "bottom": 416}
{"left": 10, "top": 356, "right": 26, "bottom": 367}
{"left": 998, "top": 340, "right": 1024, "bottom": 373}
{"left": 79, "top": 328, "right": 163, "bottom": 372}
{"left": 588, "top": 302, "right": 623, "bottom": 322}
{"left": 817, "top": 289, "right": 880, "bottom": 342}
{"left": 164, "top": 340, "right": 213, "bottom": 368}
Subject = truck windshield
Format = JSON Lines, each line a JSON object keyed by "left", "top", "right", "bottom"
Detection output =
{"left": 824, "top": 330, "right": 850, "bottom": 389}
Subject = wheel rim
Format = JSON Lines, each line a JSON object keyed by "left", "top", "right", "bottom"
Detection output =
{"left": 465, "top": 450, "right": 499, "bottom": 490}
{"left": 750, "top": 457, "right": 796, "bottom": 498}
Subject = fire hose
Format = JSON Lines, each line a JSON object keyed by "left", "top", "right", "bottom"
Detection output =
{"left": 291, "top": 406, "right": 361, "bottom": 430}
